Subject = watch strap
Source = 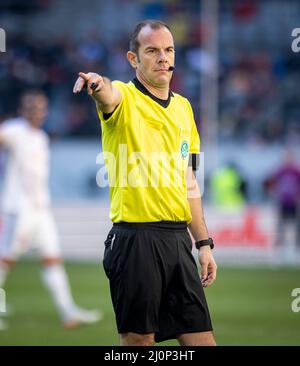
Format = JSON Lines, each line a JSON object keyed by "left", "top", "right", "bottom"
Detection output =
{"left": 195, "top": 237, "right": 214, "bottom": 250}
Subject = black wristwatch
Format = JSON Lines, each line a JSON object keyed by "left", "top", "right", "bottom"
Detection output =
{"left": 195, "top": 237, "right": 214, "bottom": 250}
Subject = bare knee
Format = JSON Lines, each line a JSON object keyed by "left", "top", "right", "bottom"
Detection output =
{"left": 177, "top": 331, "right": 216, "bottom": 346}
{"left": 202, "top": 336, "right": 217, "bottom": 346}
{"left": 0, "top": 258, "right": 16, "bottom": 269}
{"left": 41, "top": 257, "right": 62, "bottom": 266}
{"left": 120, "top": 332, "right": 155, "bottom": 346}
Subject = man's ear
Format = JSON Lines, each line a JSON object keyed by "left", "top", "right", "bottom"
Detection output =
{"left": 127, "top": 51, "right": 138, "bottom": 69}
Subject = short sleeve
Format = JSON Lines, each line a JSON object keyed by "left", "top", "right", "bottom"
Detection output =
{"left": 96, "top": 80, "right": 128, "bottom": 128}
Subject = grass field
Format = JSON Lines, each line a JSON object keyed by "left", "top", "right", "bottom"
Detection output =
{"left": 0, "top": 261, "right": 299, "bottom": 346}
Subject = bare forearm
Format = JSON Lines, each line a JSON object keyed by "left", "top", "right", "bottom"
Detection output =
{"left": 188, "top": 196, "right": 209, "bottom": 241}
{"left": 186, "top": 168, "right": 217, "bottom": 287}
{"left": 186, "top": 167, "right": 209, "bottom": 241}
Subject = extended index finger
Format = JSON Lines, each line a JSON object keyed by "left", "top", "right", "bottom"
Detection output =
{"left": 78, "top": 72, "right": 90, "bottom": 81}
{"left": 73, "top": 77, "right": 87, "bottom": 93}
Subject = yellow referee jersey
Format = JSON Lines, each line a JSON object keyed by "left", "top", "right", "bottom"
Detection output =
{"left": 97, "top": 78, "right": 200, "bottom": 223}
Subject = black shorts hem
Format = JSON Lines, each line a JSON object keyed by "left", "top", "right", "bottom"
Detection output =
{"left": 118, "top": 328, "right": 159, "bottom": 335}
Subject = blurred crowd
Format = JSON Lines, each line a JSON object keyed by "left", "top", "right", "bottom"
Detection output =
{"left": 0, "top": 0, "right": 300, "bottom": 145}
{"left": 0, "top": 0, "right": 203, "bottom": 138}
{"left": 219, "top": 53, "right": 300, "bottom": 145}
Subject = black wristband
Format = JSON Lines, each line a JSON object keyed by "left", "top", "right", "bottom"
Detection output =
{"left": 195, "top": 237, "right": 214, "bottom": 250}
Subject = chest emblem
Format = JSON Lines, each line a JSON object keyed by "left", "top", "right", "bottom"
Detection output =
{"left": 180, "top": 140, "right": 189, "bottom": 159}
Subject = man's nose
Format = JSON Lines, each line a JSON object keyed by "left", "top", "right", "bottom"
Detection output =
{"left": 158, "top": 50, "right": 167, "bottom": 62}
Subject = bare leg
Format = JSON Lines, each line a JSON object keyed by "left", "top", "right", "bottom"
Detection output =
{"left": 0, "top": 258, "right": 16, "bottom": 288}
{"left": 41, "top": 257, "right": 77, "bottom": 322}
{"left": 120, "top": 332, "right": 155, "bottom": 346}
{"left": 177, "top": 331, "right": 216, "bottom": 346}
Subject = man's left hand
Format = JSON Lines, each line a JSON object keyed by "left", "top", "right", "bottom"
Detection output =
{"left": 198, "top": 246, "right": 217, "bottom": 288}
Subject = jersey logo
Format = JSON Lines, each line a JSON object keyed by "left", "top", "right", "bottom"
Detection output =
{"left": 180, "top": 141, "right": 189, "bottom": 159}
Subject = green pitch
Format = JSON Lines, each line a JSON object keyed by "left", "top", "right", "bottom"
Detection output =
{"left": 0, "top": 261, "right": 299, "bottom": 345}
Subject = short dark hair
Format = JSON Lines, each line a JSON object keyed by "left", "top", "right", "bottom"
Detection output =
{"left": 19, "top": 89, "right": 47, "bottom": 108}
{"left": 20, "top": 89, "right": 46, "bottom": 100}
{"left": 129, "top": 20, "right": 171, "bottom": 55}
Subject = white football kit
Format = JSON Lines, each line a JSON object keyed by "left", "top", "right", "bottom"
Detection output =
{"left": 0, "top": 118, "right": 60, "bottom": 259}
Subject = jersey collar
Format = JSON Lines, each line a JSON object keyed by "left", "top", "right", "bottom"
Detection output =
{"left": 131, "top": 78, "right": 173, "bottom": 108}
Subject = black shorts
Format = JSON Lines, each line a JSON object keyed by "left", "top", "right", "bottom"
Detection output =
{"left": 102, "top": 221, "right": 213, "bottom": 343}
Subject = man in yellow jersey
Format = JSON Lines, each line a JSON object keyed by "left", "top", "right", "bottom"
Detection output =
{"left": 73, "top": 20, "right": 217, "bottom": 346}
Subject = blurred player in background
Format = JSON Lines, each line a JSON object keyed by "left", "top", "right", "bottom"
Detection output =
{"left": 210, "top": 162, "right": 247, "bottom": 211}
{"left": 74, "top": 20, "right": 217, "bottom": 346}
{"left": 265, "top": 150, "right": 300, "bottom": 247}
{"left": 0, "top": 90, "right": 102, "bottom": 330}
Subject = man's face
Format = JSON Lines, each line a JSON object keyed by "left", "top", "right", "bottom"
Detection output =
{"left": 135, "top": 26, "right": 175, "bottom": 87}
{"left": 20, "top": 94, "right": 48, "bottom": 128}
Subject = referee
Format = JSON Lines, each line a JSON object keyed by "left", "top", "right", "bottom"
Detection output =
{"left": 73, "top": 20, "right": 217, "bottom": 346}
